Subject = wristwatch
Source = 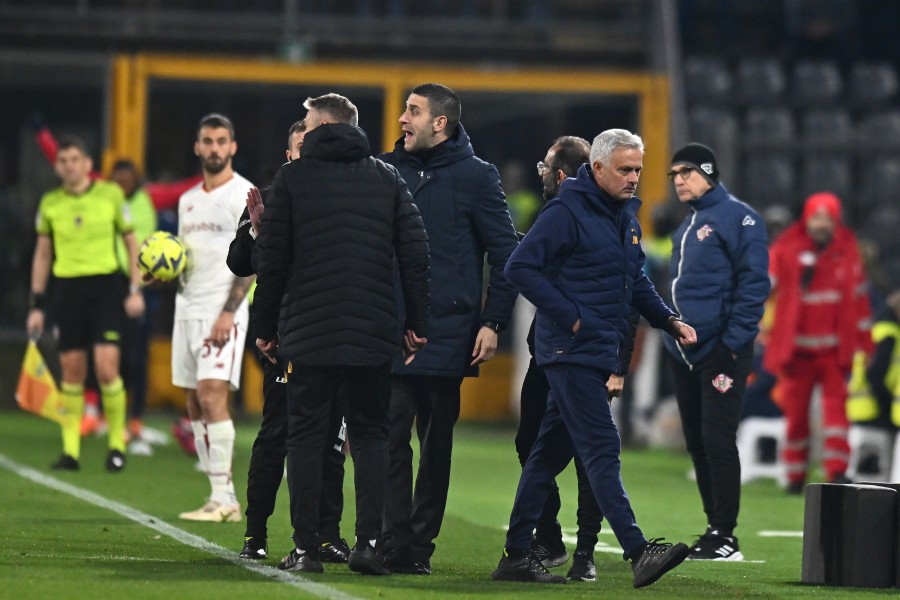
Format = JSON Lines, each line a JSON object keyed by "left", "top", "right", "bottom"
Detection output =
{"left": 481, "top": 320, "right": 501, "bottom": 333}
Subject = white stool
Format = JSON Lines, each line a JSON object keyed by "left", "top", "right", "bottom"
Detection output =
{"left": 847, "top": 424, "right": 894, "bottom": 482}
{"left": 890, "top": 431, "right": 900, "bottom": 483}
{"left": 737, "top": 417, "right": 786, "bottom": 484}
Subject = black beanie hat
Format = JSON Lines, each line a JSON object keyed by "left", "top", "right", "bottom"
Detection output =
{"left": 671, "top": 143, "right": 719, "bottom": 185}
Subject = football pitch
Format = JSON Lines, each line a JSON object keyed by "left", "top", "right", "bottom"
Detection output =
{"left": 0, "top": 411, "right": 891, "bottom": 599}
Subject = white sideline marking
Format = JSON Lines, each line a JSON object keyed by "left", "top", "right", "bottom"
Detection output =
{"left": 19, "top": 552, "right": 179, "bottom": 563}
{"left": 758, "top": 531, "right": 803, "bottom": 537}
{"left": 0, "top": 453, "right": 361, "bottom": 600}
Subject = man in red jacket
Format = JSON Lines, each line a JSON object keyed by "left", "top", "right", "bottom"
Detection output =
{"left": 766, "top": 192, "right": 873, "bottom": 494}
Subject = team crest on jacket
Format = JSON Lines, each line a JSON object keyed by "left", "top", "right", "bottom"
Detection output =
{"left": 711, "top": 373, "right": 734, "bottom": 393}
{"left": 696, "top": 224, "right": 713, "bottom": 241}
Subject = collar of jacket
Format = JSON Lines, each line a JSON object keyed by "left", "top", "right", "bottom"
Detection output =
{"left": 391, "top": 122, "right": 476, "bottom": 169}
{"left": 687, "top": 182, "right": 730, "bottom": 211}
{"left": 301, "top": 123, "right": 371, "bottom": 162}
{"left": 558, "top": 163, "right": 642, "bottom": 221}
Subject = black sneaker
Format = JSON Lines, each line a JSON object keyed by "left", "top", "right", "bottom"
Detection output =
{"left": 631, "top": 538, "right": 689, "bottom": 588}
{"left": 688, "top": 532, "right": 743, "bottom": 561}
{"left": 51, "top": 454, "right": 79, "bottom": 471}
{"left": 566, "top": 551, "right": 596, "bottom": 582}
{"left": 320, "top": 538, "right": 350, "bottom": 563}
{"left": 348, "top": 543, "right": 390, "bottom": 576}
{"left": 239, "top": 536, "right": 267, "bottom": 560}
{"left": 532, "top": 539, "right": 569, "bottom": 568}
{"left": 381, "top": 546, "right": 418, "bottom": 574}
{"left": 413, "top": 554, "right": 432, "bottom": 576}
{"left": 277, "top": 548, "right": 324, "bottom": 573}
{"left": 491, "top": 551, "right": 567, "bottom": 584}
{"left": 105, "top": 450, "right": 126, "bottom": 473}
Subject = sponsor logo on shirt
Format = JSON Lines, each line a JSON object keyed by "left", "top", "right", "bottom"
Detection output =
{"left": 182, "top": 222, "right": 226, "bottom": 234}
{"left": 742, "top": 215, "right": 756, "bottom": 226}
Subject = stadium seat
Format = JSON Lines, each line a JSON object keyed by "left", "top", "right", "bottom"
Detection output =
{"left": 736, "top": 57, "right": 786, "bottom": 105}
{"left": 736, "top": 417, "right": 786, "bottom": 484}
{"left": 860, "top": 158, "right": 900, "bottom": 206}
{"left": 688, "top": 106, "right": 739, "bottom": 186}
{"left": 740, "top": 153, "right": 796, "bottom": 210}
{"left": 684, "top": 56, "right": 733, "bottom": 105}
{"left": 791, "top": 60, "right": 843, "bottom": 106}
{"left": 801, "top": 483, "right": 898, "bottom": 588}
{"left": 801, "top": 108, "right": 853, "bottom": 150}
{"left": 847, "top": 425, "right": 893, "bottom": 482}
{"left": 800, "top": 156, "right": 852, "bottom": 201}
{"left": 849, "top": 62, "right": 898, "bottom": 108}
{"left": 857, "top": 110, "right": 900, "bottom": 152}
{"left": 744, "top": 107, "right": 795, "bottom": 148}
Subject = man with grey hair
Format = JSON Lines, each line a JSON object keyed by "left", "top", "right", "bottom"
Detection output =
{"left": 493, "top": 129, "right": 696, "bottom": 588}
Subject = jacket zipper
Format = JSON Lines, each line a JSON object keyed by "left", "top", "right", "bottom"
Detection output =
{"left": 671, "top": 210, "right": 697, "bottom": 369}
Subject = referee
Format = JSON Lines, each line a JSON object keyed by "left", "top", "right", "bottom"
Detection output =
{"left": 27, "top": 137, "right": 145, "bottom": 472}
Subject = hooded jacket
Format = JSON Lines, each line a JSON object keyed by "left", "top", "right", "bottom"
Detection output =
{"left": 253, "top": 123, "right": 430, "bottom": 367}
{"left": 664, "top": 183, "right": 770, "bottom": 368}
{"left": 379, "top": 123, "right": 519, "bottom": 377}
{"left": 504, "top": 163, "right": 674, "bottom": 373}
{"left": 764, "top": 193, "right": 872, "bottom": 374}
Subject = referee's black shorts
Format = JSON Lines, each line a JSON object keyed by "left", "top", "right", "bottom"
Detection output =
{"left": 53, "top": 274, "right": 126, "bottom": 351}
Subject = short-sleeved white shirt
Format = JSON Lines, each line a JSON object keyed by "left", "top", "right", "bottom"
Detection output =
{"left": 175, "top": 173, "right": 253, "bottom": 322}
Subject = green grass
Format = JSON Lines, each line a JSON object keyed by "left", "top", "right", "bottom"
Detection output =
{"left": 0, "top": 411, "right": 893, "bottom": 598}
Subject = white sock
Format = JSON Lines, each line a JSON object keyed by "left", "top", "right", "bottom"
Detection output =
{"left": 206, "top": 420, "right": 237, "bottom": 505}
{"left": 191, "top": 420, "right": 210, "bottom": 477}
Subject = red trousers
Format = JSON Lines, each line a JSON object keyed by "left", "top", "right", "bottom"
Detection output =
{"left": 779, "top": 351, "right": 850, "bottom": 483}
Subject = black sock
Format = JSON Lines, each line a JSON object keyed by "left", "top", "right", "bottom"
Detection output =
{"left": 504, "top": 547, "right": 528, "bottom": 560}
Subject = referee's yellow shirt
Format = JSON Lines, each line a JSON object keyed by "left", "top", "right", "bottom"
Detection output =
{"left": 35, "top": 180, "right": 134, "bottom": 279}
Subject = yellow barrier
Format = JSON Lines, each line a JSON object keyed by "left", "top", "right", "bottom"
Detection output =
{"left": 148, "top": 336, "right": 513, "bottom": 420}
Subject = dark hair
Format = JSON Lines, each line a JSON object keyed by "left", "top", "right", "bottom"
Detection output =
{"left": 197, "top": 113, "right": 235, "bottom": 140}
{"left": 410, "top": 83, "right": 461, "bottom": 135}
{"left": 550, "top": 136, "right": 590, "bottom": 178}
{"left": 303, "top": 93, "right": 358, "bottom": 126}
{"left": 56, "top": 136, "right": 91, "bottom": 158}
{"left": 287, "top": 120, "right": 306, "bottom": 148}
{"left": 111, "top": 158, "right": 137, "bottom": 172}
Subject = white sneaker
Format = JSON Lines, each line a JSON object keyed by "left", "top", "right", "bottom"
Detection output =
{"left": 179, "top": 499, "right": 242, "bottom": 523}
{"left": 140, "top": 426, "right": 170, "bottom": 446}
{"left": 128, "top": 438, "right": 153, "bottom": 456}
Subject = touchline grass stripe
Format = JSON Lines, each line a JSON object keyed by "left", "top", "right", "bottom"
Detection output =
{"left": 0, "top": 453, "right": 361, "bottom": 600}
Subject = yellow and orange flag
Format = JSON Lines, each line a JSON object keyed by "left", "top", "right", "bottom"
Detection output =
{"left": 15, "top": 340, "right": 64, "bottom": 424}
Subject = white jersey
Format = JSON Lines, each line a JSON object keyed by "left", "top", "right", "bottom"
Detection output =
{"left": 175, "top": 173, "right": 253, "bottom": 321}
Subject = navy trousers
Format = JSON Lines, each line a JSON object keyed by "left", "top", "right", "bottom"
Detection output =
{"left": 506, "top": 364, "right": 645, "bottom": 559}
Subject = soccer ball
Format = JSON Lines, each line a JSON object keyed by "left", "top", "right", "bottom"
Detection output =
{"left": 137, "top": 231, "right": 186, "bottom": 282}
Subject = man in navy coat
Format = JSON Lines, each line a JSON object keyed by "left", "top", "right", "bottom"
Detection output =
{"left": 379, "top": 83, "right": 520, "bottom": 574}
{"left": 492, "top": 129, "right": 696, "bottom": 588}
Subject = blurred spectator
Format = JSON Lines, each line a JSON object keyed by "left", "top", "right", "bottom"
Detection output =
{"left": 765, "top": 192, "right": 873, "bottom": 494}
{"left": 110, "top": 159, "right": 158, "bottom": 455}
{"left": 502, "top": 160, "right": 541, "bottom": 233}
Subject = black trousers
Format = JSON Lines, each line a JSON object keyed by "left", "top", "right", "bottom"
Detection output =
{"left": 286, "top": 361, "right": 391, "bottom": 550}
{"left": 515, "top": 358, "right": 604, "bottom": 553}
{"left": 383, "top": 374, "right": 462, "bottom": 559}
{"left": 245, "top": 355, "right": 346, "bottom": 542}
{"left": 668, "top": 346, "right": 752, "bottom": 535}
